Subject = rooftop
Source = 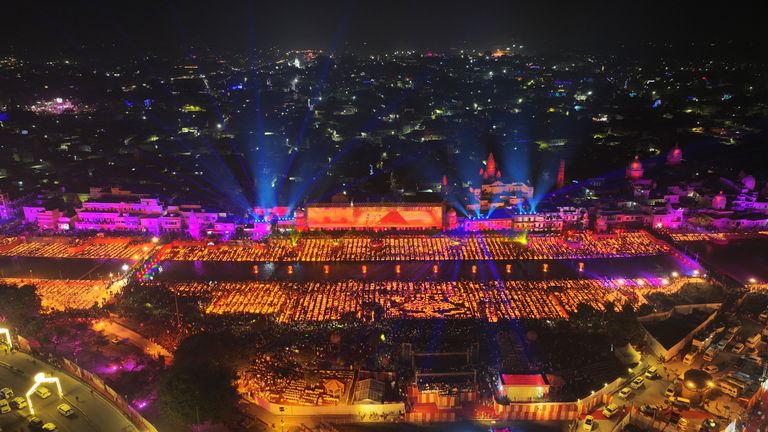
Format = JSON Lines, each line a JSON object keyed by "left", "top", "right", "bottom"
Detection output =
{"left": 500, "top": 373, "right": 549, "bottom": 387}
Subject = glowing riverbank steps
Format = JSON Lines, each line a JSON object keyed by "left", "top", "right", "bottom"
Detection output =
{"left": 156, "top": 277, "right": 696, "bottom": 322}
{"left": 157, "top": 231, "right": 669, "bottom": 262}
{"left": 0, "top": 236, "right": 153, "bottom": 260}
{"left": 0, "top": 278, "right": 113, "bottom": 311}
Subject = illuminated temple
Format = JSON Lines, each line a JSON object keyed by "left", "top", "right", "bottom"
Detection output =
{"left": 467, "top": 153, "right": 535, "bottom": 214}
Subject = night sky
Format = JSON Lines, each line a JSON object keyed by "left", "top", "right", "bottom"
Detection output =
{"left": 2, "top": 0, "right": 763, "bottom": 56}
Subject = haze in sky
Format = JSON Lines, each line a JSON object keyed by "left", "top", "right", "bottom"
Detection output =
{"left": 2, "top": 0, "right": 762, "bottom": 56}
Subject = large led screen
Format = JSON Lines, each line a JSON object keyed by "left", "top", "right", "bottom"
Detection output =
{"left": 307, "top": 205, "right": 443, "bottom": 229}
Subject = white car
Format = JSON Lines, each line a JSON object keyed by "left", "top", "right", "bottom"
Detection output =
{"left": 715, "top": 341, "right": 728, "bottom": 350}
{"left": 583, "top": 415, "right": 594, "bottom": 431}
{"left": 603, "top": 403, "right": 619, "bottom": 418}
{"left": 11, "top": 396, "right": 27, "bottom": 409}
{"left": 35, "top": 387, "right": 51, "bottom": 399}
{"left": 0, "top": 387, "right": 13, "bottom": 399}
{"left": 703, "top": 365, "right": 719, "bottom": 374}
{"left": 618, "top": 387, "right": 632, "bottom": 399}
{"left": 0, "top": 398, "right": 11, "bottom": 414}
{"left": 42, "top": 423, "right": 58, "bottom": 431}
{"left": 665, "top": 384, "right": 676, "bottom": 398}
{"left": 57, "top": 403, "right": 75, "bottom": 417}
{"left": 732, "top": 343, "right": 745, "bottom": 354}
{"left": 630, "top": 376, "right": 645, "bottom": 389}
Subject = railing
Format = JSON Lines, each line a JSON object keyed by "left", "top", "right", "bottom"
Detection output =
{"left": 15, "top": 335, "right": 157, "bottom": 432}
{"left": 60, "top": 358, "right": 158, "bottom": 432}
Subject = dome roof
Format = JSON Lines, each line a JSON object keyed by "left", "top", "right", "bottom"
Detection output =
{"left": 683, "top": 369, "right": 714, "bottom": 391}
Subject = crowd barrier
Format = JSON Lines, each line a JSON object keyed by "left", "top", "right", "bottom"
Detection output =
{"left": 494, "top": 400, "right": 579, "bottom": 421}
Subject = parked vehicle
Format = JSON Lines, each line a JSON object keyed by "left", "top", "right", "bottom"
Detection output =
{"left": 668, "top": 396, "right": 691, "bottom": 410}
{"left": 10, "top": 396, "right": 27, "bottom": 409}
{"left": 35, "top": 387, "right": 51, "bottom": 399}
{"left": 664, "top": 384, "right": 676, "bottom": 398}
{"left": 0, "top": 399, "right": 11, "bottom": 414}
{"left": 602, "top": 403, "right": 619, "bottom": 418}
{"left": 28, "top": 416, "right": 44, "bottom": 431}
{"left": 57, "top": 404, "right": 75, "bottom": 417}
{"left": 630, "top": 376, "right": 645, "bottom": 389}
{"left": 716, "top": 340, "right": 728, "bottom": 351}
{"left": 640, "top": 404, "right": 658, "bottom": 415}
{"left": 618, "top": 387, "right": 632, "bottom": 399}
{"left": 703, "top": 347, "right": 717, "bottom": 362}
{"left": 0, "top": 388, "right": 13, "bottom": 399}
{"left": 746, "top": 333, "right": 761, "bottom": 349}
{"left": 583, "top": 415, "right": 594, "bottom": 431}
{"left": 759, "top": 310, "right": 768, "bottom": 321}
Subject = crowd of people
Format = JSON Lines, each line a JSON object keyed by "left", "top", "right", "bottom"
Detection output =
{"left": 157, "top": 232, "right": 669, "bottom": 263}
{"left": 0, "top": 277, "right": 112, "bottom": 311}
{"left": 0, "top": 236, "right": 153, "bottom": 260}
{"left": 238, "top": 356, "right": 356, "bottom": 406}
{"left": 153, "top": 277, "right": 697, "bottom": 322}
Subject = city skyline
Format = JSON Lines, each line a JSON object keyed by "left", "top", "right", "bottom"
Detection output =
{"left": 2, "top": 3, "right": 768, "bottom": 432}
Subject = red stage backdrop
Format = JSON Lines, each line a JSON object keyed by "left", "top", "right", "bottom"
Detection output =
{"left": 306, "top": 204, "right": 443, "bottom": 230}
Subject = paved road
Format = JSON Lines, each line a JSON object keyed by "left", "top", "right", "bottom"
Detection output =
{"left": 0, "top": 349, "right": 139, "bottom": 432}
{"left": 95, "top": 319, "right": 172, "bottom": 364}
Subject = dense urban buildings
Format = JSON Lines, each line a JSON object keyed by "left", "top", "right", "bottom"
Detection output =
{"left": 1, "top": 1, "right": 767, "bottom": 432}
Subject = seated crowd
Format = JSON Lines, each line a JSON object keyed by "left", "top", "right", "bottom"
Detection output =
{"left": 152, "top": 277, "right": 694, "bottom": 322}
{"left": 158, "top": 232, "right": 668, "bottom": 262}
{"left": 0, "top": 278, "right": 112, "bottom": 311}
{"left": 0, "top": 236, "right": 153, "bottom": 260}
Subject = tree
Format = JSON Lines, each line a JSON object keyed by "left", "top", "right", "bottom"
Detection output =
{"left": 636, "top": 303, "right": 655, "bottom": 317}
{"left": 158, "top": 362, "right": 238, "bottom": 425}
{"left": 573, "top": 302, "right": 597, "bottom": 322}
{"left": 0, "top": 283, "right": 41, "bottom": 327}
{"left": 117, "top": 282, "right": 200, "bottom": 327}
{"left": 173, "top": 330, "right": 245, "bottom": 368}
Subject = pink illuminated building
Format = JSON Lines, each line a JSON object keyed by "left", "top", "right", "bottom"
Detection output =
{"left": 22, "top": 187, "right": 228, "bottom": 238}
{"left": 0, "top": 192, "right": 12, "bottom": 220}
